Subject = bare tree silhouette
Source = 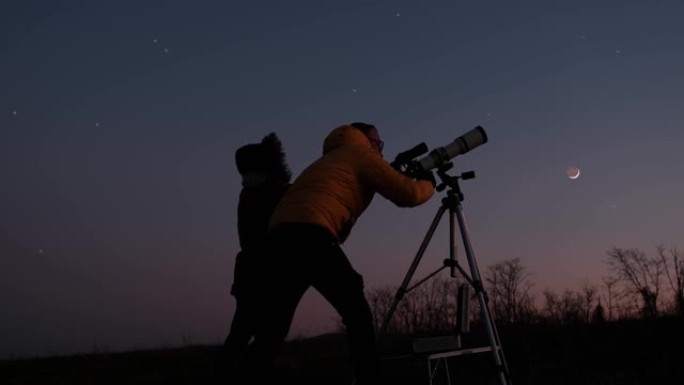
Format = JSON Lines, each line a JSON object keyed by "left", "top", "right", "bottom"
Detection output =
{"left": 485, "top": 258, "right": 535, "bottom": 323}
{"left": 363, "top": 245, "right": 683, "bottom": 336}
{"left": 541, "top": 289, "right": 585, "bottom": 324}
{"left": 600, "top": 275, "right": 620, "bottom": 321}
{"left": 591, "top": 298, "right": 606, "bottom": 324}
{"left": 366, "top": 286, "right": 397, "bottom": 333}
{"left": 366, "top": 277, "right": 460, "bottom": 335}
{"left": 580, "top": 281, "right": 598, "bottom": 322}
{"left": 605, "top": 247, "right": 665, "bottom": 318}
{"left": 658, "top": 245, "right": 684, "bottom": 316}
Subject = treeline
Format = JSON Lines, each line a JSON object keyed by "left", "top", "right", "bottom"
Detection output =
{"left": 363, "top": 245, "right": 684, "bottom": 335}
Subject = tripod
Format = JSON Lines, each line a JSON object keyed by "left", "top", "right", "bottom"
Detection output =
{"left": 380, "top": 163, "right": 512, "bottom": 385}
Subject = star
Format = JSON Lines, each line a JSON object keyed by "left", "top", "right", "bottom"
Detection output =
{"left": 396, "top": 13, "right": 401, "bottom": 17}
{"left": 95, "top": 122, "right": 100, "bottom": 127}
{"left": 615, "top": 49, "right": 621, "bottom": 54}
{"left": 164, "top": 48, "right": 169, "bottom": 53}
{"left": 38, "top": 249, "right": 43, "bottom": 254}
{"left": 12, "top": 110, "right": 17, "bottom": 116}
{"left": 153, "top": 38, "right": 158, "bottom": 44}
{"left": 352, "top": 88, "right": 358, "bottom": 93}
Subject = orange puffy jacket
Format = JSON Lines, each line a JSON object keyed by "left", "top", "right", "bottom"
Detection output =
{"left": 269, "top": 124, "right": 435, "bottom": 243}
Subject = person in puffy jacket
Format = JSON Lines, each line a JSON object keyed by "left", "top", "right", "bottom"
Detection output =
{"left": 240, "top": 122, "right": 435, "bottom": 385}
{"left": 214, "top": 133, "right": 292, "bottom": 384}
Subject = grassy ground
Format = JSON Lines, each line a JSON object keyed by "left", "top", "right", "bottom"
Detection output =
{"left": 2, "top": 317, "right": 682, "bottom": 385}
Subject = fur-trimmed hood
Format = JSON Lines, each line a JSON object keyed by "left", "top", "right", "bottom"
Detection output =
{"left": 235, "top": 132, "right": 292, "bottom": 184}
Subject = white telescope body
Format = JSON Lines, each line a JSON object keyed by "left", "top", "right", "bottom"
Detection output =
{"left": 415, "top": 126, "right": 488, "bottom": 171}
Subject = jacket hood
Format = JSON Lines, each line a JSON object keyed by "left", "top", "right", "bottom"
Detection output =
{"left": 235, "top": 132, "right": 292, "bottom": 184}
{"left": 322, "top": 125, "right": 373, "bottom": 154}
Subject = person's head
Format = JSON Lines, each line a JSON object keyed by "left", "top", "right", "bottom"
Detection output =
{"left": 350, "top": 122, "right": 384, "bottom": 155}
{"left": 235, "top": 133, "right": 292, "bottom": 184}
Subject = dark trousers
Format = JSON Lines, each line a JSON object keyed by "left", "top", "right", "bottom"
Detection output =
{"left": 214, "top": 250, "right": 263, "bottom": 383}
{"left": 242, "top": 223, "right": 381, "bottom": 384}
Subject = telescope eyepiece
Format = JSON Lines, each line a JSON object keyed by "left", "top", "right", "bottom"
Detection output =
{"left": 391, "top": 142, "right": 428, "bottom": 171}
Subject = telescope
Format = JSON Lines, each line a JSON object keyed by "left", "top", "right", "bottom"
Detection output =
{"left": 383, "top": 124, "right": 512, "bottom": 385}
{"left": 392, "top": 126, "right": 488, "bottom": 177}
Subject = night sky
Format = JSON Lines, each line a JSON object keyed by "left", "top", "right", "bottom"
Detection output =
{"left": 2, "top": 0, "right": 683, "bottom": 359}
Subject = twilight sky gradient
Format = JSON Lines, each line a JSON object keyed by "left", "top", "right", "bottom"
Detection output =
{"left": 2, "top": 0, "right": 683, "bottom": 359}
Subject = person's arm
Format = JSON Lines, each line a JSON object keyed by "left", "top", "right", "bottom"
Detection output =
{"left": 357, "top": 148, "right": 435, "bottom": 207}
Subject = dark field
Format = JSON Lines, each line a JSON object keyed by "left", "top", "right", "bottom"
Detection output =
{"left": 3, "top": 317, "right": 682, "bottom": 385}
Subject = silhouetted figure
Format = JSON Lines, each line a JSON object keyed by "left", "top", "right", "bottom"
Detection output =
{"left": 214, "top": 133, "right": 291, "bottom": 384}
{"left": 239, "top": 122, "right": 436, "bottom": 384}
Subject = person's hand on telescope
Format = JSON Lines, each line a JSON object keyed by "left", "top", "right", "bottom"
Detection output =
{"left": 414, "top": 169, "right": 436, "bottom": 188}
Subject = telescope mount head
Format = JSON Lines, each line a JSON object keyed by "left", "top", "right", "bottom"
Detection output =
{"left": 435, "top": 162, "right": 476, "bottom": 198}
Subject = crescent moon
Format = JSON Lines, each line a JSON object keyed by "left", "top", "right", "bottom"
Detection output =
{"left": 567, "top": 167, "right": 580, "bottom": 179}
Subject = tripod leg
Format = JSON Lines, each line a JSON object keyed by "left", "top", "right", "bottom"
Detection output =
{"left": 380, "top": 204, "right": 447, "bottom": 333}
{"left": 453, "top": 203, "right": 512, "bottom": 385}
